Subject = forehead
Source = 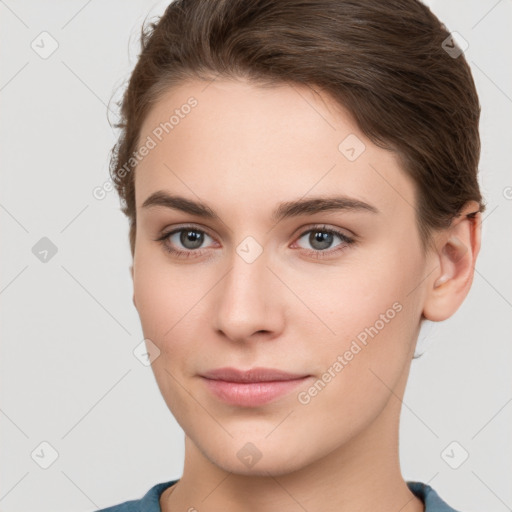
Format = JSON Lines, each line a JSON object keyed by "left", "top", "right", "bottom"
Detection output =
{"left": 134, "top": 78, "right": 416, "bottom": 222}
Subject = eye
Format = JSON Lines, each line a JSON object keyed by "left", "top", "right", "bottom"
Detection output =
{"left": 293, "top": 225, "right": 355, "bottom": 258}
{"left": 155, "top": 223, "right": 356, "bottom": 260}
{"left": 155, "top": 226, "right": 216, "bottom": 258}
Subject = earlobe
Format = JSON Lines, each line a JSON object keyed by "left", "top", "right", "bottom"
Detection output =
{"left": 423, "top": 203, "right": 482, "bottom": 322}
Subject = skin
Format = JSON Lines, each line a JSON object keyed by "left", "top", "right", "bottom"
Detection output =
{"left": 130, "top": 78, "right": 481, "bottom": 512}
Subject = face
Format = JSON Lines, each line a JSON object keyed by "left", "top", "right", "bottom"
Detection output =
{"left": 132, "top": 78, "right": 429, "bottom": 475}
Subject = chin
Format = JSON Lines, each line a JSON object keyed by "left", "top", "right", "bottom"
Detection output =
{"left": 197, "top": 437, "right": 313, "bottom": 478}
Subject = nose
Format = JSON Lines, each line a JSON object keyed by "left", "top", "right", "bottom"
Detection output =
{"left": 213, "top": 247, "right": 284, "bottom": 343}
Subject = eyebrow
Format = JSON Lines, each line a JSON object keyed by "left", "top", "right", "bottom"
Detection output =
{"left": 141, "top": 190, "right": 379, "bottom": 223}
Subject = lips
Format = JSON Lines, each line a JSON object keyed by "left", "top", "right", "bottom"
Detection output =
{"left": 200, "top": 367, "right": 312, "bottom": 407}
{"left": 200, "top": 366, "right": 309, "bottom": 383}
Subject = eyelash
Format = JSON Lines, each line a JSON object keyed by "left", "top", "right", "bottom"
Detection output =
{"left": 154, "top": 224, "right": 356, "bottom": 260}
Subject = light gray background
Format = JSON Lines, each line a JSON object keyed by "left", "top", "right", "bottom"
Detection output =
{"left": 1, "top": 1, "right": 511, "bottom": 511}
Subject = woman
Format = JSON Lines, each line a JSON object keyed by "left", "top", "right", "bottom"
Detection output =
{"left": 98, "top": 0, "right": 484, "bottom": 510}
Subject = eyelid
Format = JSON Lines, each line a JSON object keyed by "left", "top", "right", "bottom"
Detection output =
{"left": 158, "top": 223, "right": 217, "bottom": 240}
{"left": 292, "top": 223, "right": 356, "bottom": 242}
{"left": 157, "top": 223, "right": 353, "bottom": 242}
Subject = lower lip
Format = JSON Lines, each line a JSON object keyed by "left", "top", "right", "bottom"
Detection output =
{"left": 201, "top": 376, "right": 311, "bottom": 407}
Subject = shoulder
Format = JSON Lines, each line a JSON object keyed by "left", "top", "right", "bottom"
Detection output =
{"left": 95, "top": 480, "right": 178, "bottom": 512}
{"left": 407, "top": 481, "right": 464, "bottom": 512}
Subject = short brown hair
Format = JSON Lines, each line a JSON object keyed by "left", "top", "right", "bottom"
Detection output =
{"left": 109, "top": 0, "right": 485, "bottom": 257}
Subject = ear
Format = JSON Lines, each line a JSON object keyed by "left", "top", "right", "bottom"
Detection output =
{"left": 422, "top": 201, "right": 482, "bottom": 322}
{"left": 130, "top": 264, "right": 137, "bottom": 309}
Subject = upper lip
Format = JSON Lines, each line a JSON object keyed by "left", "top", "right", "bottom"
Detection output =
{"left": 201, "top": 367, "right": 309, "bottom": 383}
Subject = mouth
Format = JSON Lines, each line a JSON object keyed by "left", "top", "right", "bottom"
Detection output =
{"left": 200, "top": 367, "right": 312, "bottom": 407}
{"left": 200, "top": 366, "right": 310, "bottom": 383}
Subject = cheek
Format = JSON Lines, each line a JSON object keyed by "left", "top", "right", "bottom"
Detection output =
{"left": 289, "top": 260, "right": 422, "bottom": 439}
{"left": 301, "top": 254, "right": 416, "bottom": 329}
{"left": 297, "top": 245, "right": 424, "bottom": 376}
{"left": 132, "top": 251, "right": 216, "bottom": 368}
{"left": 133, "top": 253, "right": 184, "bottom": 347}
